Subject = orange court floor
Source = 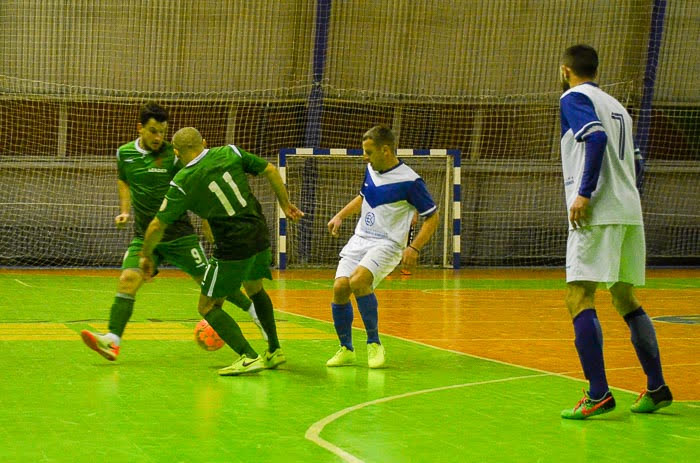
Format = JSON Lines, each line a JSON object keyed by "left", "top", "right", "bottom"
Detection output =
{"left": 6, "top": 266, "right": 696, "bottom": 400}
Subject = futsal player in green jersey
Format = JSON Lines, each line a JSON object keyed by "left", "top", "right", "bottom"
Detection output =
{"left": 81, "top": 103, "right": 264, "bottom": 361}
{"left": 140, "top": 127, "right": 303, "bottom": 376}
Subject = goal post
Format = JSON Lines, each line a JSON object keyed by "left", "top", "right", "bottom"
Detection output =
{"left": 278, "top": 148, "right": 461, "bottom": 269}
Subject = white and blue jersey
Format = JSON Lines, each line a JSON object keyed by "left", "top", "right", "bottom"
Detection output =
{"left": 560, "top": 83, "right": 643, "bottom": 227}
{"left": 354, "top": 161, "right": 437, "bottom": 246}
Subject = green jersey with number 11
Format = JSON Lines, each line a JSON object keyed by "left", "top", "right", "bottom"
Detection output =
{"left": 157, "top": 145, "right": 270, "bottom": 260}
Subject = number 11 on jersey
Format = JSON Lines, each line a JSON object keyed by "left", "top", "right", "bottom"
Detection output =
{"left": 208, "top": 172, "right": 248, "bottom": 216}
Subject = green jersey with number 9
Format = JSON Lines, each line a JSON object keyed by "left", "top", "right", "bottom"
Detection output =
{"left": 157, "top": 145, "right": 270, "bottom": 260}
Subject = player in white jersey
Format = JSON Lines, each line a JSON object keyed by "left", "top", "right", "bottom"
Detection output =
{"left": 325, "top": 126, "right": 440, "bottom": 368}
{"left": 558, "top": 45, "right": 671, "bottom": 420}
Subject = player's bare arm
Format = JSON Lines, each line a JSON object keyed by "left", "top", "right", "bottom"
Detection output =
{"left": 115, "top": 179, "right": 131, "bottom": 228}
{"left": 401, "top": 211, "right": 439, "bottom": 267}
{"left": 328, "top": 195, "right": 363, "bottom": 237}
{"left": 139, "top": 217, "right": 169, "bottom": 280}
{"left": 262, "top": 163, "right": 304, "bottom": 222}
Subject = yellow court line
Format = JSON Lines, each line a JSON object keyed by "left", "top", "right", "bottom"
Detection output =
{"left": 0, "top": 321, "right": 336, "bottom": 341}
{"left": 0, "top": 323, "right": 74, "bottom": 331}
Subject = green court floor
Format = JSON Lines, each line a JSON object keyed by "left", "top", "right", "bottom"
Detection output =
{"left": 0, "top": 271, "right": 698, "bottom": 462}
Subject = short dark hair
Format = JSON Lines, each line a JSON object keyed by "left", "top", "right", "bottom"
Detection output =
{"left": 563, "top": 44, "right": 599, "bottom": 79}
{"left": 139, "top": 102, "right": 169, "bottom": 125}
{"left": 363, "top": 125, "right": 396, "bottom": 151}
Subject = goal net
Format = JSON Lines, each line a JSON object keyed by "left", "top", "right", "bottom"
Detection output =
{"left": 279, "top": 149, "right": 460, "bottom": 269}
{"left": 0, "top": 1, "right": 697, "bottom": 268}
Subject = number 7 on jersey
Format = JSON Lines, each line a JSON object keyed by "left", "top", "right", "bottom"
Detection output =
{"left": 611, "top": 112, "right": 626, "bottom": 160}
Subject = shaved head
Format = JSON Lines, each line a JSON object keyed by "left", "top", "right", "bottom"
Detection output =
{"left": 172, "top": 127, "right": 204, "bottom": 156}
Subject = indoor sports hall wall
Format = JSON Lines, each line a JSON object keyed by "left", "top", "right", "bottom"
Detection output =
{"left": 0, "top": 1, "right": 697, "bottom": 267}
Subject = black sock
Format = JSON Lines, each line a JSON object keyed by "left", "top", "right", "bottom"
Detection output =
{"left": 204, "top": 307, "right": 257, "bottom": 357}
{"left": 250, "top": 289, "right": 280, "bottom": 351}
{"left": 624, "top": 307, "right": 665, "bottom": 390}
{"left": 226, "top": 289, "right": 253, "bottom": 311}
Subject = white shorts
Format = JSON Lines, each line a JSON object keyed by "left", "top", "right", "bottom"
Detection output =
{"left": 566, "top": 224, "right": 646, "bottom": 287}
{"left": 335, "top": 234, "right": 403, "bottom": 289}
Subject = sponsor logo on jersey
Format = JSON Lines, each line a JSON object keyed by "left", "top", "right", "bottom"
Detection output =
{"left": 148, "top": 168, "right": 168, "bottom": 173}
{"left": 364, "top": 212, "right": 375, "bottom": 226}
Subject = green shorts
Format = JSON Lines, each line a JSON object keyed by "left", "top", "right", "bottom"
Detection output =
{"left": 122, "top": 235, "right": 208, "bottom": 277}
{"left": 201, "top": 248, "right": 273, "bottom": 299}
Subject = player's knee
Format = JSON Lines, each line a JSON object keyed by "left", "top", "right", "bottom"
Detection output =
{"left": 333, "top": 278, "right": 351, "bottom": 300}
{"left": 348, "top": 267, "right": 373, "bottom": 295}
{"left": 243, "top": 279, "right": 263, "bottom": 297}
{"left": 565, "top": 287, "right": 580, "bottom": 311}
{"left": 198, "top": 299, "right": 220, "bottom": 317}
{"left": 611, "top": 295, "right": 638, "bottom": 317}
{"left": 118, "top": 269, "right": 143, "bottom": 295}
{"left": 565, "top": 283, "right": 595, "bottom": 318}
{"left": 348, "top": 275, "right": 371, "bottom": 296}
{"left": 610, "top": 284, "right": 639, "bottom": 317}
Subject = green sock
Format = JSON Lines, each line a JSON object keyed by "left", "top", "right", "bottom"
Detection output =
{"left": 204, "top": 307, "right": 257, "bottom": 357}
{"left": 108, "top": 294, "right": 135, "bottom": 337}
{"left": 226, "top": 289, "right": 253, "bottom": 311}
{"left": 250, "top": 289, "right": 280, "bottom": 351}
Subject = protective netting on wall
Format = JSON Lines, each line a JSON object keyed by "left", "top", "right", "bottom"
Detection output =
{"left": 0, "top": 0, "right": 697, "bottom": 267}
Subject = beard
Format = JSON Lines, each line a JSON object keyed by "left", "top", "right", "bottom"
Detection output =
{"left": 561, "top": 81, "right": 570, "bottom": 92}
{"left": 148, "top": 141, "right": 163, "bottom": 152}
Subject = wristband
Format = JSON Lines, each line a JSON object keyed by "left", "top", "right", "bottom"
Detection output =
{"left": 408, "top": 245, "right": 420, "bottom": 253}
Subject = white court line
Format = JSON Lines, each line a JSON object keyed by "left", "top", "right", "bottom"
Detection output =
{"left": 305, "top": 372, "right": 552, "bottom": 463}
{"left": 280, "top": 309, "right": 700, "bottom": 403}
{"left": 278, "top": 309, "right": 644, "bottom": 396}
{"left": 297, "top": 279, "right": 331, "bottom": 288}
{"left": 669, "top": 434, "right": 700, "bottom": 441}
{"left": 13, "top": 279, "right": 32, "bottom": 287}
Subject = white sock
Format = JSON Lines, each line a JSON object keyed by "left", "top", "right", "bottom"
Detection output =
{"left": 248, "top": 303, "right": 268, "bottom": 341}
{"left": 248, "top": 302, "right": 259, "bottom": 321}
{"left": 105, "top": 332, "right": 121, "bottom": 346}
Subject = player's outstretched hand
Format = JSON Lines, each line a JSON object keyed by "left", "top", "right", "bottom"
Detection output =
{"left": 327, "top": 216, "right": 342, "bottom": 237}
{"left": 139, "top": 256, "right": 156, "bottom": 282}
{"left": 115, "top": 213, "right": 130, "bottom": 228}
{"left": 284, "top": 204, "right": 304, "bottom": 222}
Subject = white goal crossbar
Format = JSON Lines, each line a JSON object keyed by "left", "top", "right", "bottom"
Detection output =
{"left": 277, "top": 148, "right": 461, "bottom": 269}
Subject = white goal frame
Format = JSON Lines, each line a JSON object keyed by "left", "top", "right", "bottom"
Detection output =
{"left": 277, "top": 148, "right": 461, "bottom": 269}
